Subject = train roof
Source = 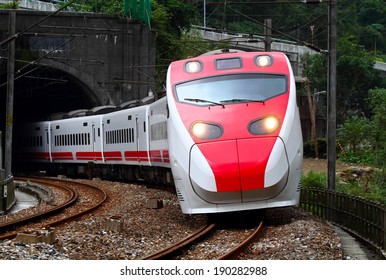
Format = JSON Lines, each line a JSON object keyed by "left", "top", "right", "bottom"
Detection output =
{"left": 86, "top": 105, "right": 117, "bottom": 115}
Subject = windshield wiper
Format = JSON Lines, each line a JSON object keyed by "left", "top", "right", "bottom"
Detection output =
{"left": 184, "top": 98, "right": 225, "bottom": 108}
{"left": 220, "top": 98, "right": 265, "bottom": 105}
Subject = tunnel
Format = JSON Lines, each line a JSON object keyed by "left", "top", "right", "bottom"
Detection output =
{"left": 1, "top": 65, "right": 98, "bottom": 125}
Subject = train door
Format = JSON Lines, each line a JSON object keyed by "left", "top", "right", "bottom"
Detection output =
{"left": 135, "top": 109, "right": 150, "bottom": 165}
{"left": 99, "top": 118, "right": 105, "bottom": 163}
{"left": 92, "top": 123, "right": 96, "bottom": 160}
{"left": 135, "top": 116, "right": 139, "bottom": 161}
{"left": 45, "top": 122, "right": 52, "bottom": 162}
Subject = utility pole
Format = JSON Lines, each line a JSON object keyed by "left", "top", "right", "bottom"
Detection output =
{"left": 0, "top": 131, "right": 3, "bottom": 170}
{"left": 327, "top": 0, "right": 337, "bottom": 191}
{"left": 5, "top": 10, "right": 16, "bottom": 178}
{"left": 204, "top": 0, "right": 206, "bottom": 28}
{"left": 264, "top": 19, "right": 272, "bottom": 52}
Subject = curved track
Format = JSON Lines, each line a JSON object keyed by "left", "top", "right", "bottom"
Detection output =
{"left": 0, "top": 177, "right": 107, "bottom": 240}
{"left": 218, "top": 220, "right": 263, "bottom": 260}
{"left": 143, "top": 219, "right": 264, "bottom": 260}
{"left": 143, "top": 223, "right": 217, "bottom": 260}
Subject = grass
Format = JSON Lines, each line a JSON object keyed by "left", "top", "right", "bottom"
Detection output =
{"left": 302, "top": 168, "right": 386, "bottom": 205}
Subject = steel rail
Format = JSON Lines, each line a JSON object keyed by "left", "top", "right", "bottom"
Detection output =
{"left": 218, "top": 219, "right": 264, "bottom": 260}
{"left": 0, "top": 177, "right": 107, "bottom": 240}
{"left": 143, "top": 223, "right": 216, "bottom": 260}
{"left": 0, "top": 177, "right": 78, "bottom": 233}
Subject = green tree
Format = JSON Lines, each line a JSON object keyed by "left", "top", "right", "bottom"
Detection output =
{"left": 367, "top": 88, "right": 386, "bottom": 168}
{"left": 337, "top": 115, "right": 369, "bottom": 153}
{"left": 336, "top": 38, "right": 383, "bottom": 121}
{"left": 151, "top": 0, "right": 196, "bottom": 90}
{"left": 302, "top": 38, "right": 385, "bottom": 125}
{"left": 301, "top": 52, "right": 327, "bottom": 92}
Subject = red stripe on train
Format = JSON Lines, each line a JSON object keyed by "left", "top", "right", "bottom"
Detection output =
{"left": 52, "top": 152, "right": 73, "bottom": 160}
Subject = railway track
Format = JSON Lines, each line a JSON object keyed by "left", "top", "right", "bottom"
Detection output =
{"left": 143, "top": 219, "right": 264, "bottom": 260}
{"left": 0, "top": 177, "right": 107, "bottom": 240}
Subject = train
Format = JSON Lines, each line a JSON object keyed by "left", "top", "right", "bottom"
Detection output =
{"left": 15, "top": 49, "right": 303, "bottom": 214}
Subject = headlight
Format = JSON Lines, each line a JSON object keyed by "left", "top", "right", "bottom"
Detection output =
{"left": 248, "top": 116, "right": 280, "bottom": 135}
{"left": 190, "top": 122, "right": 223, "bottom": 140}
{"left": 255, "top": 55, "right": 273, "bottom": 67}
{"left": 185, "top": 61, "right": 203, "bottom": 74}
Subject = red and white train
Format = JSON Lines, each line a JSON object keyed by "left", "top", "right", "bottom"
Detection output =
{"left": 15, "top": 50, "right": 303, "bottom": 214}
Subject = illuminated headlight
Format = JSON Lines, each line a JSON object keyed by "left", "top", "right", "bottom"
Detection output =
{"left": 248, "top": 116, "right": 280, "bottom": 135}
{"left": 185, "top": 61, "right": 203, "bottom": 74}
{"left": 191, "top": 122, "right": 223, "bottom": 140}
{"left": 255, "top": 55, "right": 273, "bottom": 67}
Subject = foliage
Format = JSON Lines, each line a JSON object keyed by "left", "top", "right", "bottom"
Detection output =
{"left": 337, "top": 149, "right": 374, "bottom": 165}
{"left": 302, "top": 170, "right": 386, "bottom": 204}
{"left": 302, "top": 171, "right": 326, "bottom": 190}
{"left": 300, "top": 53, "right": 327, "bottom": 93}
{"left": 151, "top": 0, "right": 197, "bottom": 90}
{"left": 301, "top": 39, "right": 386, "bottom": 125}
{"left": 194, "top": 0, "right": 386, "bottom": 56}
{"left": 337, "top": 115, "right": 370, "bottom": 153}
{"left": 336, "top": 38, "right": 385, "bottom": 121}
{"left": 335, "top": 88, "right": 386, "bottom": 168}
{"left": 303, "top": 138, "right": 327, "bottom": 159}
{"left": 367, "top": 88, "right": 386, "bottom": 168}
{"left": 336, "top": 169, "right": 386, "bottom": 204}
{"left": 0, "top": 1, "right": 18, "bottom": 9}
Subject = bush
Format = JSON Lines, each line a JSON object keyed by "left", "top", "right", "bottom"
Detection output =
{"left": 302, "top": 171, "right": 326, "bottom": 189}
{"left": 303, "top": 138, "right": 327, "bottom": 159}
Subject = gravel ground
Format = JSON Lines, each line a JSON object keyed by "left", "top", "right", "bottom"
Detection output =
{"left": 0, "top": 179, "right": 342, "bottom": 260}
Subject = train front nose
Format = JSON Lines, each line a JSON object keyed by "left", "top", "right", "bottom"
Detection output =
{"left": 189, "top": 137, "right": 289, "bottom": 203}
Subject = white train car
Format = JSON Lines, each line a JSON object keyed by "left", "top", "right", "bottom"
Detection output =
{"left": 50, "top": 115, "right": 103, "bottom": 164}
{"left": 16, "top": 121, "right": 51, "bottom": 163}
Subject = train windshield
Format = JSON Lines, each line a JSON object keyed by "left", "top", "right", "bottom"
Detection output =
{"left": 175, "top": 74, "right": 287, "bottom": 106}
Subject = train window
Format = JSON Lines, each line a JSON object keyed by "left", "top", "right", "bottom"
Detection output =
{"left": 39, "top": 136, "right": 42, "bottom": 147}
{"left": 143, "top": 121, "right": 146, "bottom": 133}
{"left": 83, "top": 122, "right": 88, "bottom": 127}
{"left": 87, "top": 133, "right": 90, "bottom": 145}
{"left": 215, "top": 58, "right": 242, "bottom": 70}
{"left": 98, "top": 128, "right": 100, "bottom": 137}
{"left": 128, "top": 115, "right": 132, "bottom": 120}
{"left": 56, "top": 125, "right": 60, "bottom": 129}
{"left": 151, "top": 122, "right": 167, "bottom": 141}
{"left": 35, "top": 127, "right": 40, "bottom": 131}
{"left": 107, "top": 119, "right": 110, "bottom": 124}
{"left": 176, "top": 74, "right": 287, "bottom": 105}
